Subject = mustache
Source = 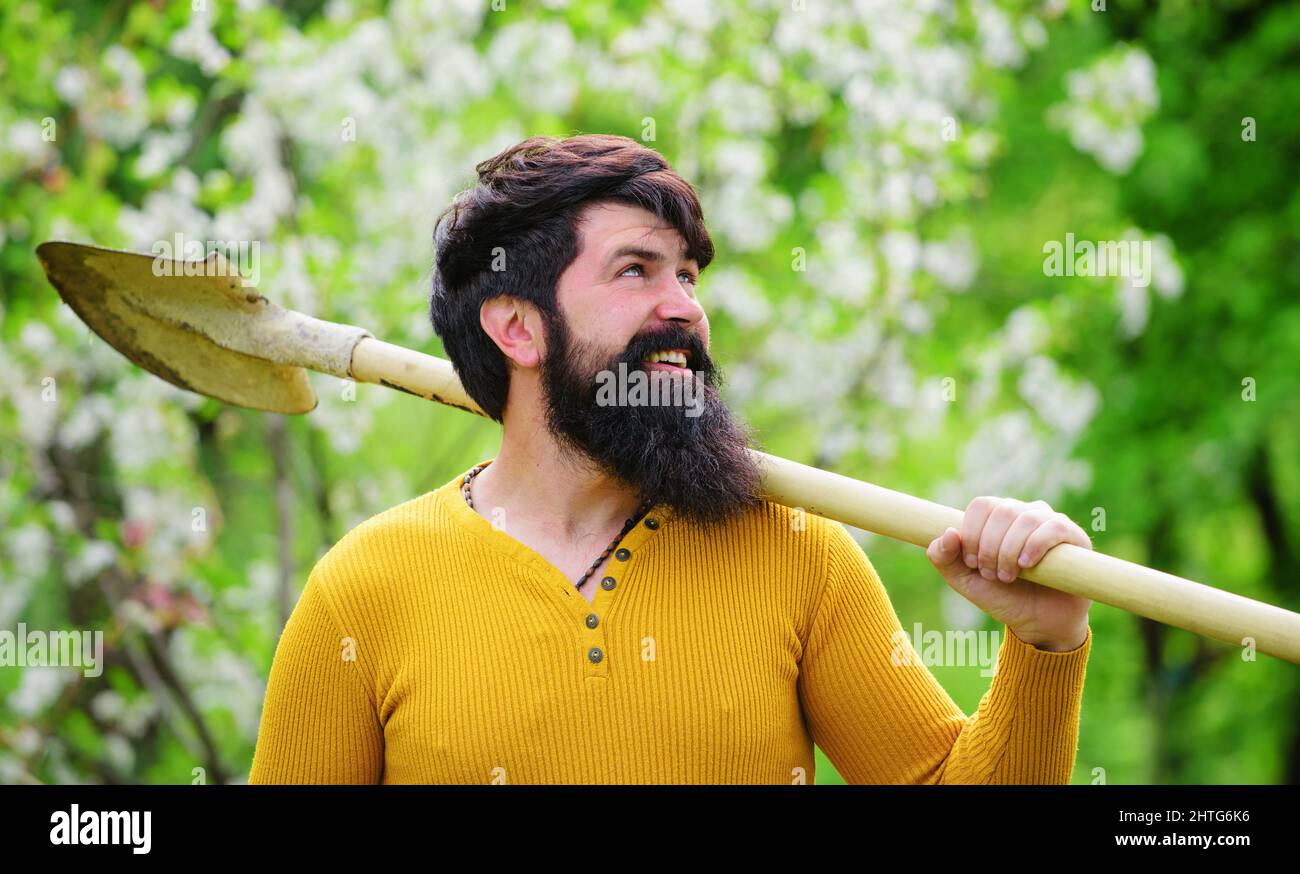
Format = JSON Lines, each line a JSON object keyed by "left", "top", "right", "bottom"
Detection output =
{"left": 615, "top": 325, "right": 712, "bottom": 374}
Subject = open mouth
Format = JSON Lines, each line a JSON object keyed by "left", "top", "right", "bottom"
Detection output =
{"left": 639, "top": 348, "right": 692, "bottom": 373}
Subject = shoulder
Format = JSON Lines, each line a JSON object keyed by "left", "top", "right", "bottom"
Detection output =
{"left": 699, "top": 498, "right": 840, "bottom": 539}
{"left": 338, "top": 490, "right": 443, "bottom": 549}
{"left": 711, "top": 499, "right": 853, "bottom": 554}
{"left": 658, "top": 498, "right": 865, "bottom": 577}
{"left": 668, "top": 499, "right": 852, "bottom": 600}
{"left": 307, "top": 490, "right": 448, "bottom": 613}
{"left": 732, "top": 503, "right": 882, "bottom": 593}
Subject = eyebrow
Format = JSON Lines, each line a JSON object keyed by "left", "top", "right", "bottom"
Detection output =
{"left": 604, "top": 245, "right": 698, "bottom": 270}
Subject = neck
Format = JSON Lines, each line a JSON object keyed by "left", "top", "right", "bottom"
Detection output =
{"left": 471, "top": 421, "right": 645, "bottom": 542}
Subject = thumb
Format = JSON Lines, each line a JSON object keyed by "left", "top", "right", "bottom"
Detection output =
{"left": 926, "top": 527, "right": 969, "bottom": 580}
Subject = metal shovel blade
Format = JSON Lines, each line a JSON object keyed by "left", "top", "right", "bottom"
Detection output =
{"left": 35, "top": 241, "right": 317, "bottom": 414}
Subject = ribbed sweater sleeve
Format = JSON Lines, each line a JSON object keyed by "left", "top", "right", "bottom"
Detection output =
{"left": 248, "top": 565, "right": 384, "bottom": 784}
{"left": 797, "top": 519, "right": 1092, "bottom": 784}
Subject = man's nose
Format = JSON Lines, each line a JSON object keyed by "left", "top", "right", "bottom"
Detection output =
{"left": 652, "top": 273, "right": 706, "bottom": 328}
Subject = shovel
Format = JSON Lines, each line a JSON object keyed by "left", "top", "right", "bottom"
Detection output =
{"left": 34, "top": 240, "right": 1300, "bottom": 664}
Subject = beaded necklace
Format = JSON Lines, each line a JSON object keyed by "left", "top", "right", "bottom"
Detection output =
{"left": 461, "top": 463, "right": 653, "bottom": 592}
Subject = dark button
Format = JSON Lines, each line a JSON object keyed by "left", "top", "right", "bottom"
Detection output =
{"left": 601, "top": 576, "right": 616, "bottom": 590}
{"left": 588, "top": 647, "right": 604, "bottom": 664}
{"left": 585, "top": 613, "right": 599, "bottom": 629}
{"left": 615, "top": 548, "right": 631, "bottom": 561}
{"left": 645, "top": 517, "right": 659, "bottom": 530}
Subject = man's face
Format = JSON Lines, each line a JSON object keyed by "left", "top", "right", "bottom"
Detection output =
{"left": 537, "top": 201, "right": 763, "bottom": 527}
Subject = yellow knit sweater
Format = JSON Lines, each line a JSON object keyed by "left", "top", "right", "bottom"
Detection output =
{"left": 248, "top": 458, "right": 1092, "bottom": 785}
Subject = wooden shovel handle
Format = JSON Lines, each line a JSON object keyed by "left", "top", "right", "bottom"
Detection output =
{"left": 350, "top": 337, "right": 1300, "bottom": 664}
{"left": 351, "top": 336, "right": 489, "bottom": 416}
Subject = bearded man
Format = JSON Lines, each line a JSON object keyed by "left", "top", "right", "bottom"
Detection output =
{"left": 250, "top": 134, "right": 1092, "bottom": 785}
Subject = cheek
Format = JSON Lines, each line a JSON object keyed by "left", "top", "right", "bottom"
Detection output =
{"left": 577, "top": 306, "right": 639, "bottom": 363}
{"left": 604, "top": 299, "right": 652, "bottom": 342}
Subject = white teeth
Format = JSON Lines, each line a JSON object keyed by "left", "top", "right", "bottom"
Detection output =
{"left": 642, "top": 350, "right": 688, "bottom": 367}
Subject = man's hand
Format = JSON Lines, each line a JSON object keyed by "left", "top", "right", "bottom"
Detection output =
{"left": 926, "top": 496, "right": 1092, "bottom": 652}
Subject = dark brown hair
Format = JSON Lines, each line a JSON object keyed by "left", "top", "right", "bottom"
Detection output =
{"left": 429, "top": 134, "right": 715, "bottom": 422}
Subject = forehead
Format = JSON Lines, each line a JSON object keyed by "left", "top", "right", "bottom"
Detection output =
{"left": 574, "top": 201, "right": 692, "bottom": 262}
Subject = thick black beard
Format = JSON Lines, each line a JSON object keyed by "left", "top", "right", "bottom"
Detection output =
{"left": 538, "top": 310, "right": 764, "bottom": 529}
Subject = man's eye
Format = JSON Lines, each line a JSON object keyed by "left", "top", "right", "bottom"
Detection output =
{"left": 619, "top": 264, "right": 697, "bottom": 286}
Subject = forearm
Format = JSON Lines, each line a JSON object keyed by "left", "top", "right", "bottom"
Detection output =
{"left": 935, "top": 624, "right": 1092, "bottom": 784}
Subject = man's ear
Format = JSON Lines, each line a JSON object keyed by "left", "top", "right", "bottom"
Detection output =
{"left": 480, "top": 296, "right": 544, "bottom": 369}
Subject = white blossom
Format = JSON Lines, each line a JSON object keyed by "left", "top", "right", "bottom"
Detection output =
{"left": 54, "top": 66, "right": 90, "bottom": 103}
{"left": 168, "top": 6, "right": 231, "bottom": 75}
{"left": 9, "top": 667, "right": 70, "bottom": 718}
{"left": 66, "top": 540, "right": 119, "bottom": 587}
{"left": 1050, "top": 47, "right": 1159, "bottom": 174}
